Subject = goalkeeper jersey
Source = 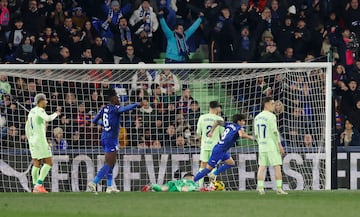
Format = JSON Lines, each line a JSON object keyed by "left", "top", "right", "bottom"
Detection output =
{"left": 253, "top": 110, "right": 280, "bottom": 152}
{"left": 196, "top": 113, "right": 224, "bottom": 150}
{"left": 26, "top": 106, "right": 58, "bottom": 141}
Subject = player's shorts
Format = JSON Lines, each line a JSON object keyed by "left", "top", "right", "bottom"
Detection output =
{"left": 200, "top": 149, "right": 213, "bottom": 162}
{"left": 208, "top": 145, "right": 230, "bottom": 168}
{"left": 101, "top": 138, "right": 119, "bottom": 153}
{"left": 29, "top": 137, "right": 52, "bottom": 160}
{"left": 258, "top": 151, "right": 282, "bottom": 166}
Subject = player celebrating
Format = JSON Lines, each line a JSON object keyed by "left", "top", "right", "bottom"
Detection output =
{"left": 196, "top": 101, "right": 224, "bottom": 186}
{"left": 25, "top": 93, "right": 61, "bottom": 193}
{"left": 142, "top": 172, "right": 200, "bottom": 192}
{"left": 88, "top": 89, "right": 142, "bottom": 193}
{"left": 193, "top": 114, "right": 254, "bottom": 183}
{"left": 254, "top": 97, "right": 287, "bottom": 195}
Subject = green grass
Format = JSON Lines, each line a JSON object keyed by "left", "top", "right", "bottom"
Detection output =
{"left": 1, "top": 191, "right": 360, "bottom": 217}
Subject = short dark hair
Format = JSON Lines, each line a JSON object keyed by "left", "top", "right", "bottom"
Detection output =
{"left": 232, "top": 114, "right": 246, "bottom": 123}
{"left": 209, "top": 101, "right": 220, "bottom": 109}
{"left": 262, "top": 96, "right": 274, "bottom": 108}
{"left": 183, "top": 172, "right": 194, "bottom": 178}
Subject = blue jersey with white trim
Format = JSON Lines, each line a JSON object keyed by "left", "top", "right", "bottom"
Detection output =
{"left": 92, "top": 103, "right": 139, "bottom": 140}
{"left": 217, "top": 122, "right": 243, "bottom": 151}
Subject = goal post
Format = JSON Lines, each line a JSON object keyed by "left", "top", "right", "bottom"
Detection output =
{"left": 0, "top": 62, "right": 332, "bottom": 192}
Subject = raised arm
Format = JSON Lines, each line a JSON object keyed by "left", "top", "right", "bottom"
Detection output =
{"left": 38, "top": 109, "right": 60, "bottom": 122}
{"left": 238, "top": 128, "right": 255, "bottom": 140}
{"left": 117, "top": 103, "right": 140, "bottom": 113}
{"left": 159, "top": 12, "right": 173, "bottom": 39}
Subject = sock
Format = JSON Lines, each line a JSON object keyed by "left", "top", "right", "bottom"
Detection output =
{"left": 198, "top": 168, "right": 204, "bottom": 187}
{"left": 93, "top": 164, "right": 111, "bottom": 184}
{"left": 194, "top": 168, "right": 211, "bottom": 182}
{"left": 107, "top": 167, "right": 114, "bottom": 187}
{"left": 31, "top": 166, "right": 40, "bottom": 186}
{"left": 37, "top": 164, "right": 52, "bottom": 185}
{"left": 151, "top": 184, "right": 162, "bottom": 192}
{"left": 257, "top": 180, "right": 264, "bottom": 190}
{"left": 213, "top": 164, "right": 234, "bottom": 176}
{"left": 276, "top": 180, "right": 282, "bottom": 189}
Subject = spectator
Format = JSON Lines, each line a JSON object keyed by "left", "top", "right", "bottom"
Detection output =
{"left": 52, "top": 127, "right": 69, "bottom": 150}
{"left": 158, "top": 9, "right": 203, "bottom": 63}
{"left": 134, "top": 30, "right": 156, "bottom": 63}
{"left": 340, "top": 119, "right": 360, "bottom": 146}
{"left": 302, "top": 133, "right": 314, "bottom": 147}
{"left": 8, "top": 18, "right": 25, "bottom": 52}
{"left": 100, "top": 0, "right": 132, "bottom": 53}
{"left": 186, "top": 100, "right": 201, "bottom": 131}
{"left": 56, "top": 16, "right": 78, "bottom": 47}
{"left": 332, "top": 64, "right": 348, "bottom": 94}
{"left": 131, "top": 65, "right": 153, "bottom": 94}
{"left": 237, "top": 26, "right": 255, "bottom": 62}
{"left": 149, "top": 83, "right": 163, "bottom": 110}
{"left": 138, "top": 97, "right": 155, "bottom": 128}
{"left": 209, "top": 6, "right": 238, "bottom": 62}
{"left": 344, "top": 0, "right": 360, "bottom": 39}
{"left": 0, "top": 24, "right": 8, "bottom": 62}
{"left": 71, "top": 7, "right": 88, "bottom": 30}
{"left": 13, "top": 35, "right": 37, "bottom": 63}
{"left": 44, "top": 32, "right": 61, "bottom": 61}
{"left": 81, "top": 48, "right": 93, "bottom": 64}
{"left": 340, "top": 79, "right": 360, "bottom": 116}
{"left": 109, "top": 17, "right": 134, "bottom": 64}
{"left": 259, "top": 41, "right": 282, "bottom": 62}
{"left": 277, "top": 16, "right": 295, "bottom": 54}
{"left": 129, "top": 0, "right": 159, "bottom": 38}
{"left": 120, "top": 44, "right": 141, "bottom": 64}
{"left": 0, "top": 74, "right": 11, "bottom": 100}
{"left": 83, "top": 20, "right": 99, "bottom": 46}
{"left": 175, "top": 114, "right": 190, "bottom": 134}
{"left": 329, "top": 27, "right": 357, "bottom": 68}
{"left": 293, "top": 18, "right": 311, "bottom": 61}
{"left": 176, "top": 135, "right": 189, "bottom": 148}
{"left": 177, "top": 87, "right": 194, "bottom": 114}
{"left": 68, "top": 31, "right": 86, "bottom": 63}
{"left": 233, "top": 2, "right": 249, "bottom": 31}
{"left": 55, "top": 46, "right": 71, "bottom": 63}
{"left": 154, "top": 69, "right": 180, "bottom": 94}
{"left": 91, "top": 36, "right": 112, "bottom": 63}
{"left": 0, "top": 0, "right": 10, "bottom": 34}
{"left": 283, "top": 47, "right": 296, "bottom": 62}
{"left": 347, "top": 99, "right": 360, "bottom": 131}
{"left": 47, "top": 1, "right": 68, "bottom": 28}
{"left": 21, "top": 0, "right": 47, "bottom": 35}
{"left": 163, "top": 124, "right": 176, "bottom": 146}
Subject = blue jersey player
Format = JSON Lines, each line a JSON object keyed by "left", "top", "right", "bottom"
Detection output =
{"left": 194, "top": 114, "right": 254, "bottom": 183}
{"left": 88, "top": 89, "right": 142, "bottom": 193}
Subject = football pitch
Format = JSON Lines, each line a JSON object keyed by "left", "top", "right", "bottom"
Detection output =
{"left": 0, "top": 191, "right": 359, "bottom": 217}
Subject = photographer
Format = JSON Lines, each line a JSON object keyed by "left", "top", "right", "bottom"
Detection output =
{"left": 329, "top": 27, "right": 358, "bottom": 69}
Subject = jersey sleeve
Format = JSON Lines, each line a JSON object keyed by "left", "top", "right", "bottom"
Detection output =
{"left": 196, "top": 115, "right": 203, "bottom": 137}
{"left": 117, "top": 103, "right": 139, "bottom": 113}
{"left": 92, "top": 108, "right": 103, "bottom": 125}
{"left": 38, "top": 109, "right": 58, "bottom": 122}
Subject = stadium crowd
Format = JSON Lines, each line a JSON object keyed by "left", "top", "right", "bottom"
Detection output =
{"left": 0, "top": 0, "right": 360, "bottom": 148}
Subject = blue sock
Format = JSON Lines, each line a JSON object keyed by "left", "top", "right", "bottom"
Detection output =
{"left": 93, "top": 164, "right": 111, "bottom": 184}
{"left": 107, "top": 167, "right": 114, "bottom": 187}
{"left": 214, "top": 164, "right": 234, "bottom": 176}
{"left": 194, "top": 168, "right": 211, "bottom": 182}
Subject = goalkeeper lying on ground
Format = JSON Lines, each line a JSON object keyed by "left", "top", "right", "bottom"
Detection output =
{"left": 142, "top": 172, "right": 202, "bottom": 192}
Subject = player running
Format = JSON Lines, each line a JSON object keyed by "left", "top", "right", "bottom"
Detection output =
{"left": 193, "top": 114, "right": 254, "bottom": 183}
{"left": 88, "top": 89, "right": 143, "bottom": 193}
{"left": 196, "top": 101, "right": 224, "bottom": 186}
{"left": 254, "top": 96, "right": 287, "bottom": 195}
{"left": 26, "top": 93, "right": 61, "bottom": 193}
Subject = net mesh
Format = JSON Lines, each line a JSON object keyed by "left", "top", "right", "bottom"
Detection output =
{"left": 0, "top": 64, "right": 330, "bottom": 192}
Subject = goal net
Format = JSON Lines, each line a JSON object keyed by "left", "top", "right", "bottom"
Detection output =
{"left": 0, "top": 63, "right": 332, "bottom": 192}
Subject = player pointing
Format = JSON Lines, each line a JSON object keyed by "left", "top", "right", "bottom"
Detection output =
{"left": 193, "top": 114, "right": 254, "bottom": 183}
{"left": 254, "top": 96, "right": 287, "bottom": 195}
{"left": 196, "top": 101, "right": 224, "bottom": 186}
{"left": 25, "top": 93, "right": 61, "bottom": 193}
{"left": 88, "top": 89, "right": 143, "bottom": 193}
